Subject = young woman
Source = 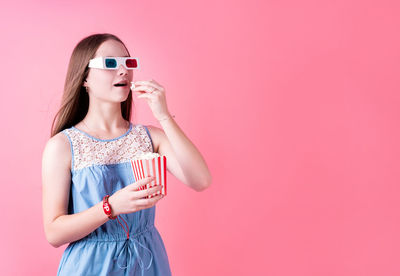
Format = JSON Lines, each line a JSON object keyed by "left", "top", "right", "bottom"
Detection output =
{"left": 41, "top": 33, "right": 212, "bottom": 275}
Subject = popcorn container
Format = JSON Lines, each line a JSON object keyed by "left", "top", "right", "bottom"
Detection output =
{"left": 130, "top": 153, "right": 167, "bottom": 198}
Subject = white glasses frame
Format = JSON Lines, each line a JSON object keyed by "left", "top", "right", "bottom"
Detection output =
{"left": 88, "top": 56, "right": 140, "bottom": 70}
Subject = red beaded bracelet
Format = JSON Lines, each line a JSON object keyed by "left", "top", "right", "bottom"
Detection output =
{"left": 102, "top": 195, "right": 117, "bottom": 220}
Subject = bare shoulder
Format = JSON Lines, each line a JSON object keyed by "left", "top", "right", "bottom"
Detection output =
{"left": 42, "top": 131, "right": 71, "bottom": 170}
{"left": 42, "top": 131, "right": 73, "bottom": 246}
{"left": 144, "top": 124, "right": 164, "bottom": 153}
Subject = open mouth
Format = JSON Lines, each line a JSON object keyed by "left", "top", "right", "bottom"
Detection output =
{"left": 114, "top": 81, "right": 128, "bottom": 87}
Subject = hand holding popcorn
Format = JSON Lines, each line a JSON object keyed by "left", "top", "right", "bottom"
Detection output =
{"left": 131, "top": 152, "right": 167, "bottom": 198}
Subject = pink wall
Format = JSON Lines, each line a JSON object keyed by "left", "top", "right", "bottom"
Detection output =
{"left": 1, "top": 0, "right": 400, "bottom": 275}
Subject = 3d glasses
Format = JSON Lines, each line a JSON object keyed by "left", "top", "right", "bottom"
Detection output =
{"left": 88, "top": 56, "right": 139, "bottom": 70}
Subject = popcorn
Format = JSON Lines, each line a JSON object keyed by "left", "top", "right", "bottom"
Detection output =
{"left": 130, "top": 153, "right": 167, "bottom": 198}
{"left": 132, "top": 152, "right": 160, "bottom": 160}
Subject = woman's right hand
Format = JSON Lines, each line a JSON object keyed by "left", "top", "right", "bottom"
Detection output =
{"left": 108, "top": 176, "right": 164, "bottom": 216}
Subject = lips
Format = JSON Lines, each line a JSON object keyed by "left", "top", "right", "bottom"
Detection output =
{"left": 113, "top": 80, "right": 128, "bottom": 87}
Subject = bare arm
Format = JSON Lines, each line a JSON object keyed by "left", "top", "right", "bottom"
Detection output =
{"left": 42, "top": 132, "right": 163, "bottom": 248}
{"left": 41, "top": 133, "right": 110, "bottom": 248}
{"left": 147, "top": 116, "right": 212, "bottom": 192}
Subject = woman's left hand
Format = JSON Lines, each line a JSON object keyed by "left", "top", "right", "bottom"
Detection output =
{"left": 132, "top": 79, "right": 171, "bottom": 120}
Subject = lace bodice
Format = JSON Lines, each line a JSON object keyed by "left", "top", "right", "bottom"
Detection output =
{"left": 62, "top": 123, "right": 154, "bottom": 171}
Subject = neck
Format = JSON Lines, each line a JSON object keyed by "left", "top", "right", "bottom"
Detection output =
{"left": 83, "top": 101, "right": 128, "bottom": 132}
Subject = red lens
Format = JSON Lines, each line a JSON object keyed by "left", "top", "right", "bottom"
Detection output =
{"left": 125, "top": 58, "right": 138, "bottom": 68}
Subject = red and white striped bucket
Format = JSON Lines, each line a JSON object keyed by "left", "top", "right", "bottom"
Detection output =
{"left": 130, "top": 155, "right": 167, "bottom": 198}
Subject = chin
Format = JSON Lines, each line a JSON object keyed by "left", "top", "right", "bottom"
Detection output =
{"left": 116, "top": 94, "right": 130, "bottom": 103}
{"left": 114, "top": 88, "right": 130, "bottom": 96}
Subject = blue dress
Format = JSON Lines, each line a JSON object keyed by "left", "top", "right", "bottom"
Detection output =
{"left": 57, "top": 122, "right": 172, "bottom": 276}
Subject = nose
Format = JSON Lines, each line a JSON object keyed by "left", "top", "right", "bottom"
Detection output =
{"left": 117, "top": 64, "right": 128, "bottom": 75}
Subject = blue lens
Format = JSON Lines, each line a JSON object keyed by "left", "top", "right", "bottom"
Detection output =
{"left": 105, "top": 58, "right": 117, "bottom": 68}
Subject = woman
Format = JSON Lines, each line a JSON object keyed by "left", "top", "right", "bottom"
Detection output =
{"left": 41, "top": 33, "right": 212, "bottom": 275}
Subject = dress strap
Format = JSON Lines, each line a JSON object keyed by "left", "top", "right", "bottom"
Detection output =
{"left": 61, "top": 129, "right": 75, "bottom": 171}
{"left": 142, "top": 125, "right": 155, "bottom": 152}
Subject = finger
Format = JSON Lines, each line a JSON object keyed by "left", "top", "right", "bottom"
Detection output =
{"left": 130, "top": 177, "right": 155, "bottom": 190}
{"left": 134, "top": 80, "right": 163, "bottom": 90}
{"left": 133, "top": 178, "right": 159, "bottom": 193}
{"left": 136, "top": 194, "right": 164, "bottom": 207}
{"left": 136, "top": 93, "right": 153, "bottom": 99}
{"left": 135, "top": 185, "right": 163, "bottom": 199}
{"left": 134, "top": 80, "right": 163, "bottom": 91}
{"left": 135, "top": 90, "right": 161, "bottom": 98}
{"left": 150, "top": 79, "right": 162, "bottom": 86}
{"left": 135, "top": 91, "right": 160, "bottom": 99}
{"left": 132, "top": 85, "right": 160, "bottom": 93}
{"left": 133, "top": 85, "right": 158, "bottom": 94}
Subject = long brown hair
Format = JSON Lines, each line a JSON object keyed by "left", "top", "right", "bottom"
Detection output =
{"left": 50, "top": 33, "right": 134, "bottom": 137}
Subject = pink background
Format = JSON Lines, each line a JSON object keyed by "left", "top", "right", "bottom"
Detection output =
{"left": 1, "top": 0, "right": 400, "bottom": 275}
